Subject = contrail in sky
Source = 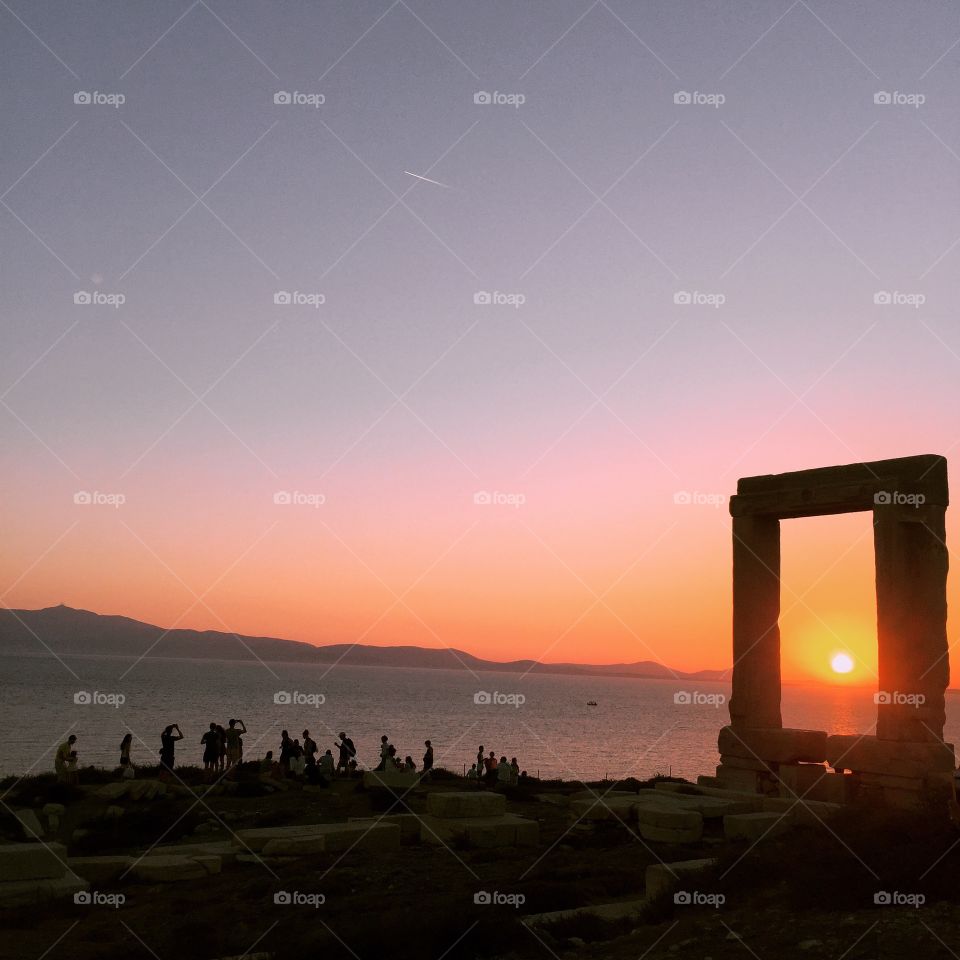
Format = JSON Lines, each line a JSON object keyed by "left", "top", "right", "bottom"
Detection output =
{"left": 404, "top": 170, "right": 451, "bottom": 188}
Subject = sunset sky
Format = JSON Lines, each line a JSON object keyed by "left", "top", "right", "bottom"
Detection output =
{"left": 2, "top": 2, "right": 959, "bottom": 682}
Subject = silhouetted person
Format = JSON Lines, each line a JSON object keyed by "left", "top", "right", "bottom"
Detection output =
{"left": 120, "top": 733, "right": 133, "bottom": 779}
{"left": 160, "top": 724, "right": 182, "bottom": 781}
{"left": 290, "top": 738, "right": 305, "bottom": 775}
{"left": 404, "top": 755, "right": 416, "bottom": 770}
{"left": 422, "top": 739, "right": 434, "bottom": 779}
{"left": 55, "top": 734, "right": 77, "bottom": 782}
{"left": 497, "top": 755, "right": 512, "bottom": 784}
{"left": 225, "top": 719, "right": 246, "bottom": 769}
{"left": 216, "top": 724, "right": 227, "bottom": 771}
{"left": 318, "top": 749, "right": 335, "bottom": 776}
{"left": 374, "top": 735, "right": 391, "bottom": 771}
{"left": 336, "top": 732, "right": 356, "bottom": 775}
{"left": 279, "top": 730, "right": 293, "bottom": 774}
{"left": 201, "top": 723, "right": 220, "bottom": 778}
{"left": 302, "top": 729, "right": 317, "bottom": 769}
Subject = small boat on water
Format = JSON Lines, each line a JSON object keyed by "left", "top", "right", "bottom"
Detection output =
{"left": 586, "top": 700, "right": 598, "bottom": 706}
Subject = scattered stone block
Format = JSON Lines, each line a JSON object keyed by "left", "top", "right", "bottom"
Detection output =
{"left": 0, "top": 869, "right": 87, "bottom": 908}
{"left": 644, "top": 858, "right": 716, "bottom": 900}
{"left": 426, "top": 792, "right": 505, "bottom": 819}
{"left": 636, "top": 806, "right": 703, "bottom": 842}
{"left": 42, "top": 804, "right": 66, "bottom": 817}
{"left": 262, "top": 822, "right": 400, "bottom": 856}
{"left": 654, "top": 782, "right": 765, "bottom": 811}
{"left": 234, "top": 824, "right": 328, "bottom": 852}
{"left": 11, "top": 809, "right": 44, "bottom": 841}
{"left": 723, "top": 812, "right": 790, "bottom": 842}
{"left": 349, "top": 814, "right": 420, "bottom": 842}
{"left": 419, "top": 813, "right": 538, "bottom": 848}
{"left": 0, "top": 842, "right": 67, "bottom": 882}
{"left": 104, "top": 805, "right": 125, "bottom": 820}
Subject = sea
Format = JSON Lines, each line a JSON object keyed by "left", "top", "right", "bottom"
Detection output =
{"left": 2, "top": 653, "right": 958, "bottom": 781}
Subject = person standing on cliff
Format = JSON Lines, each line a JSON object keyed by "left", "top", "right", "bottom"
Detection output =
{"left": 335, "top": 732, "right": 356, "bottom": 775}
{"left": 225, "top": 719, "right": 246, "bottom": 770}
{"left": 55, "top": 734, "right": 77, "bottom": 783}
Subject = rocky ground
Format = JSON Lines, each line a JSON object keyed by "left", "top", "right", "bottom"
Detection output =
{"left": 2, "top": 765, "right": 959, "bottom": 960}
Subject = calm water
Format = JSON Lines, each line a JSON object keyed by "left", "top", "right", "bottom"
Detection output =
{"left": 2, "top": 654, "right": 958, "bottom": 780}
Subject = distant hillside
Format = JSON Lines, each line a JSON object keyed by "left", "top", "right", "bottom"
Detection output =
{"left": 0, "top": 605, "right": 730, "bottom": 682}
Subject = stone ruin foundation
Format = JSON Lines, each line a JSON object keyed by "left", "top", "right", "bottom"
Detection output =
{"left": 715, "top": 454, "right": 955, "bottom": 809}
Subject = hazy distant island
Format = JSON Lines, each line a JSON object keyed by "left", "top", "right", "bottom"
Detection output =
{"left": 0, "top": 604, "right": 729, "bottom": 682}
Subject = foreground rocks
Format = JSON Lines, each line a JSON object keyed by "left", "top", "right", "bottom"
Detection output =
{"left": 0, "top": 842, "right": 88, "bottom": 907}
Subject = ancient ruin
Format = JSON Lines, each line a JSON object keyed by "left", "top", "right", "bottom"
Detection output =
{"left": 716, "top": 454, "right": 955, "bottom": 808}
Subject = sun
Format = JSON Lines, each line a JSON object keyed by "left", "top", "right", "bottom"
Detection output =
{"left": 830, "top": 652, "right": 855, "bottom": 674}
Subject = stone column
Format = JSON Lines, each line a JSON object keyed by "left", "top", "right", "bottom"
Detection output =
{"left": 730, "top": 515, "right": 782, "bottom": 730}
{"left": 873, "top": 503, "right": 949, "bottom": 742}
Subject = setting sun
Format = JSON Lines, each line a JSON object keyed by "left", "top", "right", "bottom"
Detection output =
{"left": 831, "top": 652, "right": 855, "bottom": 674}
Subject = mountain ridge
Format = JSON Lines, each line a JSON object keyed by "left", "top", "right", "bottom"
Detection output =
{"left": 0, "top": 604, "right": 730, "bottom": 682}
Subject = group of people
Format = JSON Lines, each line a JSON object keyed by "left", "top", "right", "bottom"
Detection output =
{"left": 468, "top": 746, "right": 523, "bottom": 786}
{"left": 199, "top": 719, "right": 247, "bottom": 778}
{"left": 55, "top": 727, "right": 521, "bottom": 789}
{"left": 373, "top": 734, "right": 434, "bottom": 777}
